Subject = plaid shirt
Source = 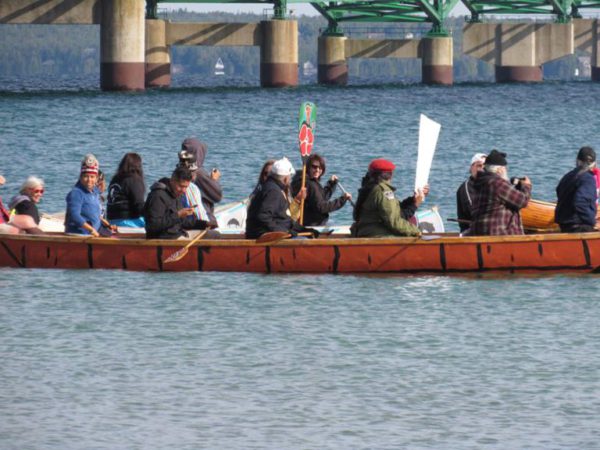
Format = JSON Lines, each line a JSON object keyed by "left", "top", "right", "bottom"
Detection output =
{"left": 471, "top": 171, "right": 531, "bottom": 236}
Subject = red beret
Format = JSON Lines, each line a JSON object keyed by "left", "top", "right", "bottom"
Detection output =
{"left": 368, "top": 159, "right": 396, "bottom": 172}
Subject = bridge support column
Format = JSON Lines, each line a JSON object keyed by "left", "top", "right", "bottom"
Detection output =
{"left": 101, "top": 0, "right": 145, "bottom": 91}
{"left": 421, "top": 36, "right": 453, "bottom": 85}
{"left": 318, "top": 35, "right": 348, "bottom": 85}
{"left": 260, "top": 20, "right": 298, "bottom": 87}
{"left": 496, "top": 24, "right": 542, "bottom": 82}
{"left": 145, "top": 19, "right": 171, "bottom": 88}
{"left": 592, "top": 20, "right": 600, "bottom": 81}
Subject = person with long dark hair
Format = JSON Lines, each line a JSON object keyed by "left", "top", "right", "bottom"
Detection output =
{"left": 351, "top": 159, "right": 424, "bottom": 237}
{"left": 107, "top": 152, "right": 146, "bottom": 227}
{"left": 291, "top": 153, "right": 351, "bottom": 226}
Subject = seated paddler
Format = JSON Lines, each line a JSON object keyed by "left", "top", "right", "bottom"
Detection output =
{"left": 143, "top": 166, "right": 210, "bottom": 240}
{"left": 246, "top": 157, "right": 316, "bottom": 240}
{"left": 555, "top": 146, "right": 598, "bottom": 233}
{"left": 8, "top": 176, "right": 45, "bottom": 234}
{"left": 291, "top": 153, "right": 352, "bottom": 226}
{"left": 65, "top": 154, "right": 112, "bottom": 237}
{"left": 351, "top": 159, "right": 425, "bottom": 238}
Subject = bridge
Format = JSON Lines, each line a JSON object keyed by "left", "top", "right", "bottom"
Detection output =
{"left": 1, "top": 0, "right": 599, "bottom": 90}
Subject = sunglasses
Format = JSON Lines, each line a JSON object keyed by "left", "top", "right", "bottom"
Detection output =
{"left": 32, "top": 188, "right": 45, "bottom": 194}
{"left": 310, "top": 165, "right": 322, "bottom": 170}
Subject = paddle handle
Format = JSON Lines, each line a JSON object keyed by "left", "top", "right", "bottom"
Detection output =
{"left": 299, "top": 162, "right": 307, "bottom": 225}
{"left": 337, "top": 182, "right": 356, "bottom": 208}
{"left": 183, "top": 229, "right": 208, "bottom": 250}
{"left": 447, "top": 218, "right": 471, "bottom": 224}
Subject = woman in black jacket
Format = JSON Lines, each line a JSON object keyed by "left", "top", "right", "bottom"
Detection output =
{"left": 107, "top": 152, "right": 146, "bottom": 227}
{"left": 291, "top": 153, "right": 352, "bottom": 226}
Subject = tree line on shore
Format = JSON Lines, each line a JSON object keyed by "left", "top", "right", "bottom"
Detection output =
{"left": 0, "top": 10, "right": 581, "bottom": 82}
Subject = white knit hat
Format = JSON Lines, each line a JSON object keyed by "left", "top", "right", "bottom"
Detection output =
{"left": 470, "top": 153, "right": 487, "bottom": 166}
{"left": 271, "top": 157, "right": 295, "bottom": 176}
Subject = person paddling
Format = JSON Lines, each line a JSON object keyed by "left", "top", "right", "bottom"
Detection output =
{"left": 351, "top": 159, "right": 425, "bottom": 238}
{"left": 106, "top": 152, "right": 146, "bottom": 228}
{"left": 291, "top": 153, "right": 351, "bottom": 226}
{"left": 65, "top": 154, "right": 112, "bottom": 237}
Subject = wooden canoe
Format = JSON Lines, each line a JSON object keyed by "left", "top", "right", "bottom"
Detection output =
{"left": 521, "top": 199, "right": 600, "bottom": 232}
{"left": 2, "top": 231, "right": 600, "bottom": 274}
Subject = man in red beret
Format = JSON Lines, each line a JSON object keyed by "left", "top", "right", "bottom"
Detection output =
{"left": 351, "top": 159, "right": 426, "bottom": 237}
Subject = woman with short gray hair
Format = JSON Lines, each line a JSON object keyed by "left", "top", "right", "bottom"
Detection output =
{"left": 8, "top": 176, "right": 45, "bottom": 234}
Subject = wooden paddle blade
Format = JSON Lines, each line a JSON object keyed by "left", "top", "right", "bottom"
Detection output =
{"left": 163, "top": 247, "right": 189, "bottom": 264}
{"left": 256, "top": 231, "right": 291, "bottom": 244}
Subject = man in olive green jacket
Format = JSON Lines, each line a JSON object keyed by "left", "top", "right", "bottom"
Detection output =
{"left": 351, "top": 159, "right": 423, "bottom": 238}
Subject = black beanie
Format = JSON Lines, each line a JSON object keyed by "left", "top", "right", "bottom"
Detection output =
{"left": 485, "top": 149, "right": 507, "bottom": 166}
{"left": 577, "top": 146, "right": 596, "bottom": 164}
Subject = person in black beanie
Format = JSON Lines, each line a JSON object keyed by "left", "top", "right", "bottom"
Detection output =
{"left": 470, "top": 149, "right": 532, "bottom": 236}
{"left": 555, "top": 146, "right": 598, "bottom": 233}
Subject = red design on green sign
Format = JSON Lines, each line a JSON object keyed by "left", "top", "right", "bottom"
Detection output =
{"left": 299, "top": 123, "right": 314, "bottom": 157}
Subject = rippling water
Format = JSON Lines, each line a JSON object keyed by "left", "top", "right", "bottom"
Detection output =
{"left": 1, "top": 76, "right": 600, "bottom": 449}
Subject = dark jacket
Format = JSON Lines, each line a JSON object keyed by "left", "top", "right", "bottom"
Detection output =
{"left": 106, "top": 174, "right": 145, "bottom": 220}
{"left": 182, "top": 138, "right": 223, "bottom": 221}
{"left": 291, "top": 174, "right": 347, "bottom": 226}
{"left": 143, "top": 178, "right": 207, "bottom": 239}
{"left": 555, "top": 167, "right": 597, "bottom": 228}
{"left": 246, "top": 177, "right": 304, "bottom": 239}
{"left": 9, "top": 195, "right": 40, "bottom": 225}
{"left": 456, "top": 176, "right": 477, "bottom": 232}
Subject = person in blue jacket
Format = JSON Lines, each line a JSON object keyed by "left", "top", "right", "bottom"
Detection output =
{"left": 65, "top": 154, "right": 108, "bottom": 236}
{"left": 555, "top": 146, "right": 598, "bottom": 233}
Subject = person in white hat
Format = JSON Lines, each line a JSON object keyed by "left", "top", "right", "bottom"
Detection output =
{"left": 246, "top": 157, "right": 312, "bottom": 239}
{"left": 456, "top": 153, "right": 486, "bottom": 233}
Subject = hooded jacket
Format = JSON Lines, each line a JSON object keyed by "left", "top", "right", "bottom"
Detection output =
{"left": 143, "top": 177, "right": 207, "bottom": 239}
{"left": 181, "top": 138, "right": 223, "bottom": 222}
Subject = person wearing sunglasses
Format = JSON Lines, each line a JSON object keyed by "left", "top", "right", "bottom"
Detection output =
{"left": 291, "top": 153, "right": 352, "bottom": 226}
{"left": 8, "top": 176, "right": 45, "bottom": 234}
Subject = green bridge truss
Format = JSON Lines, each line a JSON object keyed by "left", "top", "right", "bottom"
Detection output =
{"left": 150, "top": 0, "right": 600, "bottom": 35}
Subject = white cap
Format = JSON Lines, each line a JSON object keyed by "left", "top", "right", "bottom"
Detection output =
{"left": 470, "top": 153, "right": 487, "bottom": 166}
{"left": 271, "top": 157, "right": 295, "bottom": 176}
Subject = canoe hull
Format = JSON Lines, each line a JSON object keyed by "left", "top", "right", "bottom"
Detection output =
{"left": 2, "top": 233, "right": 600, "bottom": 274}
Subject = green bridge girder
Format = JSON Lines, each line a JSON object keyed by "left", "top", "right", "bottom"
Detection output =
{"left": 152, "top": 0, "right": 600, "bottom": 34}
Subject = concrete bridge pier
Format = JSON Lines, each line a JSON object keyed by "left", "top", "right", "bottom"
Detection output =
{"left": 317, "top": 35, "right": 348, "bottom": 85}
{"left": 420, "top": 36, "right": 453, "bottom": 85}
{"left": 145, "top": 19, "right": 171, "bottom": 88}
{"left": 260, "top": 20, "right": 298, "bottom": 87}
{"left": 575, "top": 19, "right": 600, "bottom": 81}
{"left": 464, "top": 23, "right": 573, "bottom": 83}
{"left": 101, "top": 0, "right": 145, "bottom": 90}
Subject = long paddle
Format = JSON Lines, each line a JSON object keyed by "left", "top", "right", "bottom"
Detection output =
{"left": 163, "top": 230, "right": 208, "bottom": 263}
{"left": 298, "top": 101, "right": 316, "bottom": 225}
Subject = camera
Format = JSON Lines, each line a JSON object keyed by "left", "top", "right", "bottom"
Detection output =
{"left": 510, "top": 177, "right": 526, "bottom": 189}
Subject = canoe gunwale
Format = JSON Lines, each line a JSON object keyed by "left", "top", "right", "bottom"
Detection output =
{"left": 2, "top": 231, "right": 600, "bottom": 247}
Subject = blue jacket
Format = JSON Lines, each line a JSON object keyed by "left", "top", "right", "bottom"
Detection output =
{"left": 65, "top": 181, "right": 102, "bottom": 234}
{"left": 555, "top": 167, "right": 597, "bottom": 227}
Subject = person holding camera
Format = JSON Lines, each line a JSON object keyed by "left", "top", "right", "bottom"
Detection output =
{"left": 555, "top": 146, "right": 598, "bottom": 233}
{"left": 470, "top": 149, "right": 532, "bottom": 236}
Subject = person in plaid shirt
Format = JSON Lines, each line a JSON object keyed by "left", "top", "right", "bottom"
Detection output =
{"left": 470, "top": 150, "right": 532, "bottom": 236}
